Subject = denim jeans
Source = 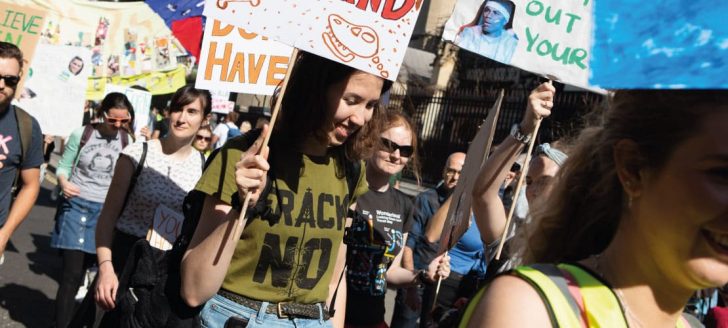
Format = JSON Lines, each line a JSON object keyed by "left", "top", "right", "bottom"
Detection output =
{"left": 200, "top": 293, "right": 332, "bottom": 328}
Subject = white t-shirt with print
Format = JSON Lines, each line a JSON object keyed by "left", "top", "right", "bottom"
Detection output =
{"left": 115, "top": 140, "right": 204, "bottom": 237}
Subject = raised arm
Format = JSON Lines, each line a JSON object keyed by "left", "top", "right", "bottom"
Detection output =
{"left": 424, "top": 196, "right": 452, "bottom": 243}
{"left": 471, "top": 82, "right": 554, "bottom": 244}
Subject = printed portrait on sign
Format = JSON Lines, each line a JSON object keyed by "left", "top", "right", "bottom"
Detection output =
{"left": 455, "top": 0, "right": 518, "bottom": 64}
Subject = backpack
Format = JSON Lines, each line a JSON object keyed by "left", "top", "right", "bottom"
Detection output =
{"left": 226, "top": 123, "right": 241, "bottom": 140}
{"left": 11, "top": 106, "right": 33, "bottom": 197}
{"left": 112, "top": 129, "right": 360, "bottom": 327}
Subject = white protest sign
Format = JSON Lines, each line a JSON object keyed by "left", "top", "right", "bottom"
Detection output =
{"left": 196, "top": 19, "right": 292, "bottom": 95}
{"left": 212, "top": 99, "right": 235, "bottom": 114}
{"left": 204, "top": 0, "right": 425, "bottom": 81}
{"left": 17, "top": 44, "right": 92, "bottom": 138}
{"left": 105, "top": 84, "right": 152, "bottom": 139}
{"left": 443, "top": 0, "right": 594, "bottom": 89}
{"left": 146, "top": 204, "right": 184, "bottom": 251}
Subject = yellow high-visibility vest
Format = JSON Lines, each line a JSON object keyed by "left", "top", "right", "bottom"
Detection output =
{"left": 459, "top": 263, "right": 699, "bottom": 328}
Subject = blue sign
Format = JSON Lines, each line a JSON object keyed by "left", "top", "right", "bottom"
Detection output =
{"left": 590, "top": 0, "right": 728, "bottom": 89}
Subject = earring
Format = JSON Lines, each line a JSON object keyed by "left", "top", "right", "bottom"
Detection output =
{"left": 624, "top": 181, "right": 633, "bottom": 209}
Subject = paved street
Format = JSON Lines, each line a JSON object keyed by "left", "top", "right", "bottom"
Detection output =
{"left": 0, "top": 181, "right": 62, "bottom": 328}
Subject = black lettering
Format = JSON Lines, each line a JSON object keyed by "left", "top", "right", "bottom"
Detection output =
{"left": 253, "top": 233, "right": 297, "bottom": 287}
{"left": 335, "top": 194, "right": 350, "bottom": 230}
{"left": 278, "top": 189, "right": 295, "bottom": 226}
{"left": 317, "top": 193, "right": 335, "bottom": 229}
{"left": 295, "top": 188, "right": 316, "bottom": 228}
{"left": 295, "top": 238, "right": 332, "bottom": 289}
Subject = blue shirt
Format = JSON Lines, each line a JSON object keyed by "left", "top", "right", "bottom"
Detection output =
{"left": 0, "top": 105, "right": 43, "bottom": 226}
{"left": 407, "top": 183, "right": 450, "bottom": 270}
{"left": 449, "top": 217, "right": 487, "bottom": 277}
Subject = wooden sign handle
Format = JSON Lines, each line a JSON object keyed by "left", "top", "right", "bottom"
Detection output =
{"left": 231, "top": 48, "right": 300, "bottom": 240}
{"left": 494, "top": 119, "right": 542, "bottom": 260}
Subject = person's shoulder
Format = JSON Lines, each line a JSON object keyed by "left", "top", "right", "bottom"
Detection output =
{"left": 391, "top": 188, "right": 413, "bottom": 204}
{"left": 465, "top": 274, "right": 551, "bottom": 327}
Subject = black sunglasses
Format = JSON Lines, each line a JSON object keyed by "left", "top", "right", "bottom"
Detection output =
{"left": 380, "top": 137, "right": 413, "bottom": 157}
{"left": 0, "top": 75, "right": 20, "bottom": 87}
{"left": 195, "top": 135, "right": 211, "bottom": 142}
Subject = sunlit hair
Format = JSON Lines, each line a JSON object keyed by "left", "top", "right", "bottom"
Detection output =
{"left": 169, "top": 84, "right": 212, "bottom": 116}
{"left": 274, "top": 51, "right": 393, "bottom": 161}
{"left": 522, "top": 90, "right": 728, "bottom": 264}
{"left": 378, "top": 111, "right": 421, "bottom": 185}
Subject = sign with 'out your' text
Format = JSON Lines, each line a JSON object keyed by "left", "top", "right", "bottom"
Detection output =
{"left": 196, "top": 19, "right": 292, "bottom": 95}
{"left": 204, "top": 0, "right": 425, "bottom": 81}
{"left": 443, "top": 0, "right": 594, "bottom": 89}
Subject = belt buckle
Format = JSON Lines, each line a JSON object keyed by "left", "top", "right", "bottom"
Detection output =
{"left": 277, "top": 302, "right": 289, "bottom": 318}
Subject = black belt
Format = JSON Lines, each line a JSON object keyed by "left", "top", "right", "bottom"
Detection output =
{"left": 218, "top": 289, "right": 330, "bottom": 320}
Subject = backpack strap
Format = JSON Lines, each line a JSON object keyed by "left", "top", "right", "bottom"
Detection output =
{"left": 79, "top": 124, "right": 96, "bottom": 150}
{"left": 120, "top": 142, "right": 148, "bottom": 212}
{"left": 12, "top": 106, "right": 33, "bottom": 196}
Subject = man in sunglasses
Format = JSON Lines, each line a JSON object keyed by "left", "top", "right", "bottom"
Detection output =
{"left": 391, "top": 152, "right": 465, "bottom": 328}
{"left": 0, "top": 42, "right": 43, "bottom": 264}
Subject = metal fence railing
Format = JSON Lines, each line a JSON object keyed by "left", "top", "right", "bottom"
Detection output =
{"left": 386, "top": 85, "right": 603, "bottom": 186}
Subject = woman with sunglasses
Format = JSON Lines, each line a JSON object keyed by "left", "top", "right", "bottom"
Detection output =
{"left": 91, "top": 85, "right": 211, "bottom": 323}
{"left": 344, "top": 111, "right": 450, "bottom": 328}
{"left": 193, "top": 125, "right": 213, "bottom": 158}
{"left": 50, "top": 92, "right": 134, "bottom": 328}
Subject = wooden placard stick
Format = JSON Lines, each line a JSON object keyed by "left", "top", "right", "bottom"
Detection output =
{"left": 231, "top": 47, "right": 300, "bottom": 241}
{"left": 494, "top": 118, "right": 542, "bottom": 260}
{"left": 494, "top": 79, "right": 553, "bottom": 260}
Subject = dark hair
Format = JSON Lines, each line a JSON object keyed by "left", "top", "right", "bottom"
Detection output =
{"left": 275, "top": 51, "right": 393, "bottom": 160}
{"left": 99, "top": 92, "right": 135, "bottom": 131}
{"left": 524, "top": 90, "right": 728, "bottom": 264}
{"left": 0, "top": 42, "right": 24, "bottom": 72}
{"left": 459, "top": 0, "right": 516, "bottom": 33}
{"left": 169, "top": 84, "right": 212, "bottom": 116}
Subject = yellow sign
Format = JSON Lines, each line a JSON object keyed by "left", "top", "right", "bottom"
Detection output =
{"left": 86, "top": 65, "right": 187, "bottom": 100}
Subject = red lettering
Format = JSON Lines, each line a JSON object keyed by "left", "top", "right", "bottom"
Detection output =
{"left": 382, "top": 0, "right": 414, "bottom": 20}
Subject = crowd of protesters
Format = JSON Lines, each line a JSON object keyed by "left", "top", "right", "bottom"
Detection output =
{"left": 1, "top": 35, "right": 728, "bottom": 328}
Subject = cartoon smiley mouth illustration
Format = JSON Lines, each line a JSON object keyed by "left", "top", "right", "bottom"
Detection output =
{"left": 216, "top": 0, "right": 260, "bottom": 10}
{"left": 322, "top": 14, "right": 379, "bottom": 63}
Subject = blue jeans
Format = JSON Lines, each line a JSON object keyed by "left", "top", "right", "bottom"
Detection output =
{"left": 390, "top": 288, "right": 422, "bottom": 328}
{"left": 200, "top": 293, "right": 332, "bottom": 328}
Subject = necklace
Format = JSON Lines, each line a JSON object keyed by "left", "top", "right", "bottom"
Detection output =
{"left": 591, "top": 254, "right": 646, "bottom": 328}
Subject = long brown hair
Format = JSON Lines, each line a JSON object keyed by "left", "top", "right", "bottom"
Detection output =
{"left": 273, "top": 51, "right": 392, "bottom": 161}
{"left": 524, "top": 90, "right": 728, "bottom": 264}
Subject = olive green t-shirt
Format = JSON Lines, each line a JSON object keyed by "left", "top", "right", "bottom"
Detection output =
{"left": 195, "top": 139, "right": 367, "bottom": 304}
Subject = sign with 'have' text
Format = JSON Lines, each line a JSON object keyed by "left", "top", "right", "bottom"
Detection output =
{"left": 443, "top": 0, "right": 595, "bottom": 89}
{"left": 196, "top": 19, "right": 292, "bottom": 95}
{"left": 204, "top": 0, "right": 425, "bottom": 81}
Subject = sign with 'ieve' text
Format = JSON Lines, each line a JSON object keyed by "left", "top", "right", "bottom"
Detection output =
{"left": 203, "top": 0, "right": 425, "bottom": 81}
{"left": 443, "top": 0, "right": 594, "bottom": 89}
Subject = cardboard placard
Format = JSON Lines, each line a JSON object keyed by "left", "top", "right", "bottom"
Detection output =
{"left": 147, "top": 204, "right": 184, "bottom": 251}
{"left": 196, "top": 19, "right": 292, "bottom": 95}
{"left": 0, "top": 4, "right": 47, "bottom": 97}
{"left": 443, "top": 0, "right": 594, "bottom": 89}
{"left": 16, "top": 44, "right": 92, "bottom": 137}
{"left": 203, "top": 0, "right": 425, "bottom": 81}
{"left": 590, "top": 0, "right": 728, "bottom": 89}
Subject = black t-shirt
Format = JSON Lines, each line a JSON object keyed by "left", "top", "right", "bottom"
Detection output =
{"left": 346, "top": 187, "right": 413, "bottom": 325}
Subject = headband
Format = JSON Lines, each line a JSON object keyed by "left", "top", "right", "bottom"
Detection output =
{"left": 484, "top": 1, "right": 511, "bottom": 24}
{"left": 535, "top": 143, "right": 568, "bottom": 167}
